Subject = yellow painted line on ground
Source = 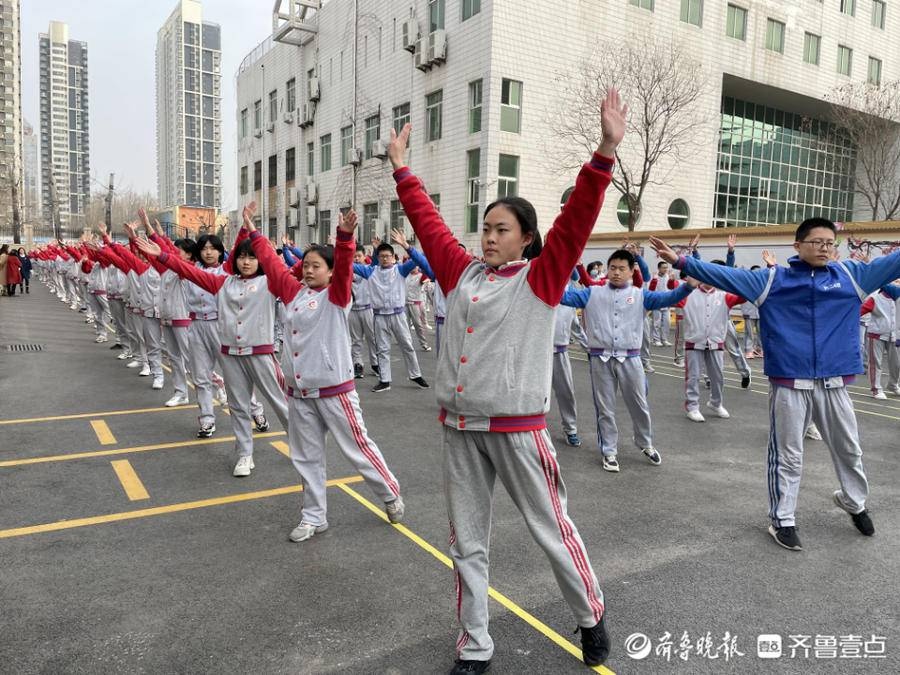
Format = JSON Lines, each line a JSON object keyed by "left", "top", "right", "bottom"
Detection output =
{"left": 0, "top": 405, "right": 199, "bottom": 426}
{"left": 0, "top": 475, "right": 363, "bottom": 540}
{"left": 110, "top": 460, "right": 149, "bottom": 501}
{"left": 270, "top": 441, "right": 290, "bottom": 457}
{"left": 90, "top": 420, "right": 117, "bottom": 446}
{"left": 0, "top": 432, "right": 285, "bottom": 468}
{"left": 336, "top": 483, "right": 615, "bottom": 675}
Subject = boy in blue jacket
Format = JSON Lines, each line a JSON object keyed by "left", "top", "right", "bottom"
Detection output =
{"left": 651, "top": 218, "right": 900, "bottom": 551}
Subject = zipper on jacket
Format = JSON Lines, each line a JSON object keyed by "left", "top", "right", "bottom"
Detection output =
{"left": 810, "top": 269, "right": 817, "bottom": 378}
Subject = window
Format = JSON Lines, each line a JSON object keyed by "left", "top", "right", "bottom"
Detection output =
{"left": 616, "top": 194, "right": 641, "bottom": 227}
{"left": 429, "top": 0, "right": 445, "bottom": 31}
{"left": 629, "top": 0, "right": 654, "bottom": 9}
{"left": 318, "top": 210, "right": 331, "bottom": 244}
{"left": 765, "top": 19, "right": 785, "bottom": 54}
{"left": 268, "top": 90, "right": 278, "bottom": 124}
{"left": 392, "top": 103, "right": 410, "bottom": 149}
{"left": 840, "top": 0, "right": 855, "bottom": 17}
{"left": 340, "top": 125, "right": 353, "bottom": 166}
{"left": 390, "top": 199, "right": 405, "bottom": 231}
{"left": 726, "top": 4, "right": 747, "bottom": 40}
{"left": 803, "top": 33, "right": 821, "bottom": 65}
{"left": 285, "top": 147, "right": 295, "bottom": 182}
{"left": 307, "top": 141, "right": 315, "bottom": 175}
{"left": 868, "top": 56, "right": 882, "bottom": 85}
{"left": 469, "top": 80, "right": 483, "bottom": 133}
{"left": 320, "top": 133, "right": 332, "bottom": 171}
{"left": 362, "top": 203, "right": 379, "bottom": 243}
{"left": 253, "top": 160, "right": 262, "bottom": 191}
{"left": 560, "top": 186, "right": 576, "bottom": 210}
{"left": 872, "top": 0, "right": 886, "bottom": 28}
{"left": 837, "top": 45, "right": 852, "bottom": 75}
{"left": 364, "top": 114, "right": 380, "bottom": 159}
{"left": 268, "top": 154, "right": 277, "bottom": 188}
{"left": 239, "top": 108, "right": 248, "bottom": 138}
{"left": 425, "top": 90, "right": 443, "bottom": 142}
{"left": 286, "top": 78, "right": 296, "bottom": 112}
{"left": 253, "top": 99, "right": 261, "bottom": 129}
{"left": 466, "top": 149, "right": 481, "bottom": 233}
{"left": 240, "top": 165, "right": 248, "bottom": 194}
{"left": 667, "top": 199, "right": 690, "bottom": 229}
{"left": 500, "top": 79, "right": 523, "bottom": 133}
{"left": 430, "top": 193, "right": 441, "bottom": 211}
{"left": 462, "top": 0, "right": 481, "bottom": 21}
{"left": 497, "top": 154, "right": 519, "bottom": 198}
{"left": 680, "top": 0, "right": 702, "bottom": 26}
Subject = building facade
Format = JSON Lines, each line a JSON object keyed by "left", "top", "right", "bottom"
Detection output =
{"left": 39, "top": 21, "right": 90, "bottom": 238}
{"left": 0, "top": 0, "right": 22, "bottom": 239}
{"left": 156, "top": 0, "right": 222, "bottom": 211}
{"left": 22, "top": 118, "right": 39, "bottom": 225}
{"left": 234, "top": 0, "right": 899, "bottom": 250}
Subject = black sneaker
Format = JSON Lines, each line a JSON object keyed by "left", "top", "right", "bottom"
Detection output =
{"left": 768, "top": 524, "right": 802, "bottom": 551}
{"left": 372, "top": 364, "right": 381, "bottom": 377}
{"left": 741, "top": 374, "right": 751, "bottom": 388}
{"left": 833, "top": 490, "right": 875, "bottom": 536}
{"left": 448, "top": 659, "right": 491, "bottom": 675}
{"left": 252, "top": 414, "right": 270, "bottom": 432}
{"left": 196, "top": 423, "right": 216, "bottom": 438}
{"left": 579, "top": 614, "right": 610, "bottom": 666}
{"left": 410, "top": 376, "right": 430, "bottom": 389}
{"left": 372, "top": 381, "right": 391, "bottom": 393}
{"left": 354, "top": 363, "right": 364, "bottom": 379}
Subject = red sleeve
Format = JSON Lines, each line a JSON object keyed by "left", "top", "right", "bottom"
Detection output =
{"left": 328, "top": 230, "right": 355, "bottom": 307}
{"left": 113, "top": 242, "right": 149, "bottom": 274}
{"left": 159, "top": 251, "right": 225, "bottom": 295}
{"left": 576, "top": 263, "right": 604, "bottom": 287}
{"left": 667, "top": 278, "right": 678, "bottom": 289}
{"left": 525, "top": 153, "right": 615, "bottom": 305}
{"left": 649, "top": 278, "right": 658, "bottom": 291}
{"left": 248, "top": 230, "right": 302, "bottom": 304}
{"left": 223, "top": 227, "right": 249, "bottom": 275}
{"left": 394, "top": 169, "right": 474, "bottom": 295}
{"left": 632, "top": 267, "right": 644, "bottom": 288}
{"left": 81, "top": 259, "right": 93, "bottom": 274}
{"left": 860, "top": 297, "right": 875, "bottom": 316}
{"left": 725, "top": 293, "right": 746, "bottom": 308}
{"left": 150, "top": 232, "right": 176, "bottom": 255}
{"left": 675, "top": 297, "right": 688, "bottom": 309}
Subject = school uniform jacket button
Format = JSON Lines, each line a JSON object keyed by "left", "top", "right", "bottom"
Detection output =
{"left": 460, "top": 356, "right": 468, "bottom": 363}
{"left": 467, "top": 326, "right": 473, "bottom": 333}
{"left": 472, "top": 296, "right": 479, "bottom": 302}
{"left": 458, "top": 415, "right": 465, "bottom": 421}
{"left": 458, "top": 422, "right": 466, "bottom": 429}
{"left": 457, "top": 385, "right": 463, "bottom": 392}
{"left": 294, "top": 352, "right": 298, "bottom": 357}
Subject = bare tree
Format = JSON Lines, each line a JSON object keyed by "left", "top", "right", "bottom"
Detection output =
{"left": 826, "top": 81, "right": 900, "bottom": 222}
{"left": 546, "top": 34, "right": 708, "bottom": 231}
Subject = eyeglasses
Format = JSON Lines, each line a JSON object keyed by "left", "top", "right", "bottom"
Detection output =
{"left": 799, "top": 240, "right": 836, "bottom": 250}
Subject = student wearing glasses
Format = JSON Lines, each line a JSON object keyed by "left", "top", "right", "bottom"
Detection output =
{"left": 650, "top": 218, "right": 900, "bottom": 552}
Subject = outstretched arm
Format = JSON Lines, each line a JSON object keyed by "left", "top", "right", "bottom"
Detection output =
{"left": 135, "top": 236, "right": 224, "bottom": 295}
{"left": 328, "top": 210, "right": 357, "bottom": 307}
{"left": 842, "top": 251, "right": 900, "bottom": 296}
{"left": 560, "top": 287, "right": 591, "bottom": 309}
{"left": 243, "top": 202, "right": 303, "bottom": 304}
{"left": 643, "top": 283, "right": 695, "bottom": 310}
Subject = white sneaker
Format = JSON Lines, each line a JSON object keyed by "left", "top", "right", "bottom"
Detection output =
{"left": 663, "top": 341, "right": 672, "bottom": 346}
{"left": 873, "top": 391, "right": 888, "bottom": 400}
{"left": 233, "top": 455, "right": 255, "bottom": 477}
{"left": 138, "top": 364, "right": 151, "bottom": 376}
{"left": 888, "top": 385, "right": 900, "bottom": 395}
{"left": 117, "top": 352, "right": 130, "bottom": 360}
{"left": 289, "top": 521, "right": 328, "bottom": 542}
{"left": 95, "top": 335, "right": 108, "bottom": 343}
{"left": 653, "top": 341, "right": 664, "bottom": 348}
{"left": 706, "top": 402, "right": 730, "bottom": 418}
{"left": 385, "top": 495, "right": 405, "bottom": 524}
{"left": 686, "top": 409, "right": 706, "bottom": 422}
{"left": 674, "top": 358, "right": 685, "bottom": 367}
{"left": 126, "top": 360, "right": 141, "bottom": 369}
{"left": 164, "top": 394, "right": 189, "bottom": 407}
{"left": 804, "top": 424, "right": 822, "bottom": 441}
{"left": 642, "top": 447, "right": 662, "bottom": 466}
{"left": 152, "top": 376, "right": 164, "bottom": 390}
{"left": 215, "top": 386, "right": 228, "bottom": 405}
{"left": 602, "top": 454, "right": 620, "bottom": 472}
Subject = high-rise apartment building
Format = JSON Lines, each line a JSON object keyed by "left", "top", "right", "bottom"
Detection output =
{"left": 22, "top": 118, "right": 39, "bottom": 225}
{"left": 0, "top": 0, "right": 22, "bottom": 239}
{"left": 39, "top": 21, "right": 90, "bottom": 238}
{"left": 156, "top": 0, "right": 222, "bottom": 210}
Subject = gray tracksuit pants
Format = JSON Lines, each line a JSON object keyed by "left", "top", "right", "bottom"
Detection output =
{"left": 374, "top": 312, "right": 422, "bottom": 383}
{"left": 685, "top": 349, "right": 724, "bottom": 412}
{"left": 725, "top": 321, "right": 751, "bottom": 378}
{"left": 108, "top": 298, "right": 132, "bottom": 350}
{"left": 641, "top": 314, "right": 652, "bottom": 369}
{"left": 288, "top": 390, "right": 400, "bottom": 526}
{"left": 161, "top": 324, "right": 191, "bottom": 398}
{"left": 127, "top": 311, "right": 148, "bottom": 365}
{"left": 673, "top": 316, "right": 685, "bottom": 362}
{"left": 589, "top": 355, "right": 652, "bottom": 456}
{"left": 888, "top": 343, "right": 900, "bottom": 389}
{"left": 866, "top": 336, "right": 893, "bottom": 395}
{"left": 443, "top": 426, "right": 605, "bottom": 662}
{"left": 86, "top": 294, "right": 110, "bottom": 338}
{"left": 219, "top": 353, "right": 289, "bottom": 458}
{"left": 349, "top": 307, "right": 377, "bottom": 369}
{"left": 141, "top": 315, "right": 164, "bottom": 378}
{"left": 551, "top": 350, "right": 578, "bottom": 436}
{"left": 767, "top": 380, "right": 869, "bottom": 528}
{"left": 743, "top": 318, "right": 761, "bottom": 353}
{"left": 652, "top": 308, "right": 671, "bottom": 344}
{"left": 406, "top": 301, "right": 430, "bottom": 350}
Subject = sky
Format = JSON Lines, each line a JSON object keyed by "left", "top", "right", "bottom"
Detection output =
{"left": 20, "top": 0, "right": 275, "bottom": 212}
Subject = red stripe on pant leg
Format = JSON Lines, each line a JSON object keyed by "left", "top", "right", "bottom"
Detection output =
{"left": 532, "top": 431, "right": 605, "bottom": 622}
{"left": 869, "top": 336, "right": 877, "bottom": 393}
{"left": 271, "top": 354, "right": 285, "bottom": 393}
{"left": 338, "top": 393, "right": 400, "bottom": 496}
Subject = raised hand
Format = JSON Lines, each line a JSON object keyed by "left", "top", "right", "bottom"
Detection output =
{"left": 727, "top": 234, "right": 737, "bottom": 251}
{"left": 242, "top": 201, "right": 257, "bottom": 231}
{"left": 689, "top": 233, "right": 701, "bottom": 250}
{"left": 598, "top": 88, "right": 628, "bottom": 157}
{"left": 282, "top": 234, "right": 291, "bottom": 246}
{"left": 338, "top": 209, "right": 358, "bottom": 234}
{"left": 372, "top": 234, "right": 382, "bottom": 248}
{"left": 761, "top": 249, "right": 777, "bottom": 267}
{"left": 153, "top": 219, "right": 164, "bottom": 236}
{"left": 388, "top": 123, "right": 412, "bottom": 171}
{"left": 134, "top": 236, "right": 162, "bottom": 258}
{"left": 390, "top": 227, "right": 409, "bottom": 249}
{"left": 97, "top": 222, "right": 107, "bottom": 236}
{"left": 137, "top": 207, "right": 151, "bottom": 231}
{"left": 648, "top": 236, "right": 678, "bottom": 264}
{"left": 123, "top": 222, "right": 138, "bottom": 240}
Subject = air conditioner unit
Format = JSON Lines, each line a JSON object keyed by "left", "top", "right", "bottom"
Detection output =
{"left": 308, "top": 77, "right": 320, "bottom": 102}
{"left": 428, "top": 30, "right": 447, "bottom": 64}
{"left": 286, "top": 187, "right": 299, "bottom": 208}
{"left": 306, "top": 205, "right": 318, "bottom": 226}
{"left": 348, "top": 148, "right": 363, "bottom": 166}
{"left": 414, "top": 39, "right": 431, "bottom": 71}
{"left": 371, "top": 139, "right": 387, "bottom": 159}
{"left": 299, "top": 102, "right": 315, "bottom": 128}
{"left": 253, "top": 129, "right": 263, "bottom": 138}
{"left": 266, "top": 121, "right": 275, "bottom": 133}
{"left": 304, "top": 179, "right": 318, "bottom": 204}
{"left": 401, "top": 18, "right": 419, "bottom": 53}
{"left": 283, "top": 111, "right": 294, "bottom": 124}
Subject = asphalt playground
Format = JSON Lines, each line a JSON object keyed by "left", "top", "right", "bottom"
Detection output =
{"left": 1, "top": 283, "right": 898, "bottom": 674}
